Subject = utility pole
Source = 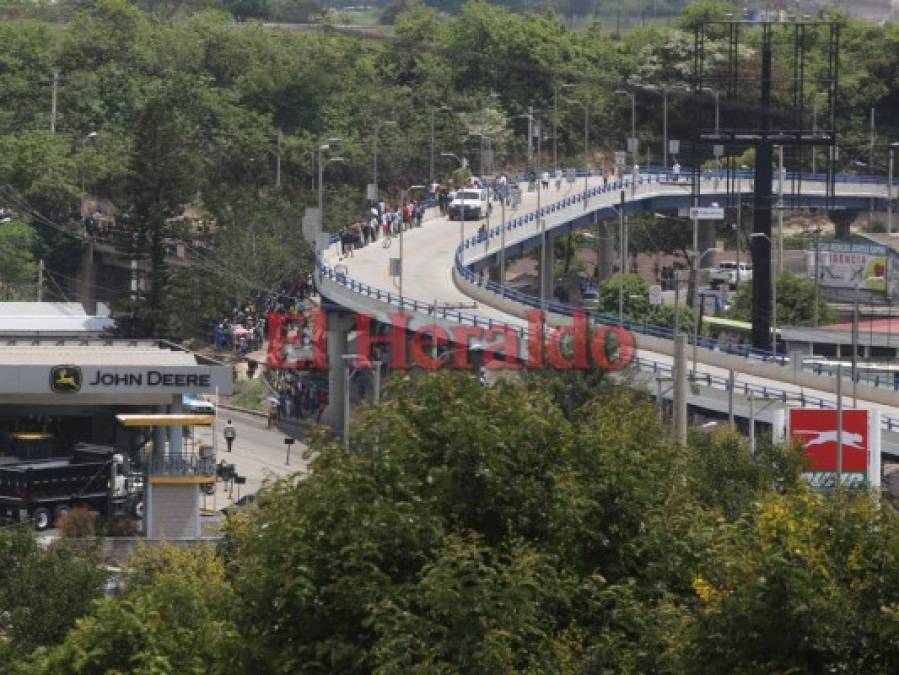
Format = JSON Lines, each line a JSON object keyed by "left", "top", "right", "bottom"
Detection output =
{"left": 852, "top": 282, "right": 859, "bottom": 407}
{"left": 37, "top": 259, "right": 44, "bottom": 302}
{"left": 618, "top": 190, "right": 625, "bottom": 322}
{"left": 275, "top": 128, "right": 282, "bottom": 188}
{"left": 673, "top": 334, "right": 688, "bottom": 446}
{"left": 869, "top": 107, "right": 876, "bottom": 224}
{"left": 889, "top": 143, "right": 897, "bottom": 235}
{"left": 813, "top": 226, "right": 821, "bottom": 326}
{"left": 777, "top": 144, "right": 784, "bottom": 277}
{"left": 662, "top": 89, "right": 668, "bottom": 171}
{"left": 50, "top": 72, "right": 58, "bottom": 134}
{"left": 553, "top": 86, "right": 558, "bottom": 173}
{"left": 836, "top": 363, "right": 843, "bottom": 487}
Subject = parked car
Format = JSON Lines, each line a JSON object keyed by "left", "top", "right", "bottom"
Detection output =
{"left": 448, "top": 188, "right": 491, "bottom": 221}
{"left": 709, "top": 261, "right": 752, "bottom": 289}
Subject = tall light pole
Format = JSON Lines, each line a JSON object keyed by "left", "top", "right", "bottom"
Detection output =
{"left": 518, "top": 111, "right": 547, "bottom": 305}
{"left": 430, "top": 105, "right": 452, "bottom": 185}
{"left": 373, "top": 120, "right": 397, "bottom": 202}
{"left": 80, "top": 131, "right": 97, "bottom": 218}
{"left": 777, "top": 144, "right": 785, "bottom": 277}
{"left": 888, "top": 141, "right": 898, "bottom": 235}
{"left": 811, "top": 92, "right": 827, "bottom": 177}
{"left": 662, "top": 89, "right": 669, "bottom": 171}
{"left": 398, "top": 184, "right": 426, "bottom": 300}
{"left": 870, "top": 107, "right": 876, "bottom": 224}
{"left": 614, "top": 89, "right": 636, "bottom": 196}
{"left": 552, "top": 83, "right": 574, "bottom": 173}
{"left": 318, "top": 153, "right": 345, "bottom": 231}
{"left": 692, "top": 247, "right": 716, "bottom": 379}
{"left": 703, "top": 86, "right": 722, "bottom": 184}
{"left": 441, "top": 152, "right": 465, "bottom": 245}
{"left": 563, "top": 95, "right": 590, "bottom": 206}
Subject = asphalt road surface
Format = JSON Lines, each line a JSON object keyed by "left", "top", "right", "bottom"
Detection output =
{"left": 194, "top": 409, "right": 311, "bottom": 510}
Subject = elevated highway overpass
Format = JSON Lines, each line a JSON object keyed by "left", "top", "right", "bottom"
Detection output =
{"left": 315, "top": 171, "right": 899, "bottom": 454}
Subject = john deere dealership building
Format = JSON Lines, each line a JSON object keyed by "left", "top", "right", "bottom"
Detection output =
{"left": 0, "top": 337, "right": 232, "bottom": 538}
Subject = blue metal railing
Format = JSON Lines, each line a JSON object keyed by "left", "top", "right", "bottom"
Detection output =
{"left": 315, "top": 171, "right": 899, "bottom": 432}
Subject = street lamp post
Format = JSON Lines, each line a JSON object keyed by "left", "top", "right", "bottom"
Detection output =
{"left": 80, "top": 131, "right": 97, "bottom": 218}
{"left": 662, "top": 89, "right": 668, "bottom": 172}
{"left": 373, "top": 121, "right": 397, "bottom": 202}
{"left": 441, "top": 152, "right": 465, "bottom": 245}
{"left": 515, "top": 112, "right": 547, "bottom": 305}
{"left": 563, "top": 95, "right": 590, "bottom": 206}
{"left": 429, "top": 105, "right": 452, "bottom": 185}
{"left": 889, "top": 142, "right": 898, "bottom": 235}
{"left": 614, "top": 89, "right": 636, "bottom": 197}
{"left": 692, "top": 247, "right": 716, "bottom": 379}
{"left": 398, "top": 184, "right": 426, "bottom": 300}
{"left": 318, "top": 149, "right": 345, "bottom": 232}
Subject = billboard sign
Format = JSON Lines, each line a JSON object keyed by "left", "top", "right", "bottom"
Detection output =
{"left": 789, "top": 408, "right": 870, "bottom": 489}
{"left": 807, "top": 241, "right": 887, "bottom": 292}
{"left": 689, "top": 207, "right": 725, "bottom": 220}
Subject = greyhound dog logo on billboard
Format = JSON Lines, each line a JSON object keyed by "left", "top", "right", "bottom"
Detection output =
{"left": 790, "top": 408, "right": 869, "bottom": 489}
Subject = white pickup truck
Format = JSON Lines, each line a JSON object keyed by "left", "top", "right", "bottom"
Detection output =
{"left": 448, "top": 188, "right": 491, "bottom": 221}
{"left": 709, "top": 261, "right": 752, "bottom": 289}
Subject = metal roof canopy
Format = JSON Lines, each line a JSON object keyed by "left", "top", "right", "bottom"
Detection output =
{"left": 116, "top": 414, "right": 215, "bottom": 427}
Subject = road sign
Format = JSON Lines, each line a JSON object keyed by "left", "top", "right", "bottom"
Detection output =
{"left": 668, "top": 139, "right": 680, "bottom": 155}
{"left": 389, "top": 258, "right": 401, "bottom": 276}
{"left": 689, "top": 207, "right": 725, "bottom": 220}
{"left": 789, "top": 408, "right": 869, "bottom": 489}
{"left": 366, "top": 183, "right": 378, "bottom": 201}
{"left": 627, "top": 137, "right": 639, "bottom": 154}
{"left": 649, "top": 285, "right": 663, "bottom": 306}
{"left": 614, "top": 151, "right": 626, "bottom": 168}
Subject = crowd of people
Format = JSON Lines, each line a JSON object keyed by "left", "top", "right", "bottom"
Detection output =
{"left": 339, "top": 198, "right": 428, "bottom": 256}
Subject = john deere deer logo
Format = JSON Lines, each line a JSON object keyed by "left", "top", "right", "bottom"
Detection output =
{"left": 50, "top": 366, "right": 82, "bottom": 393}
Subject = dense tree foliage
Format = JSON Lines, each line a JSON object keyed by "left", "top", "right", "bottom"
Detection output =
{"left": 727, "top": 271, "right": 838, "bottom": 327}
{"left": 7, "top": 371, "right": 899, "bottom": 673}
{"left": 0, "top": 1, "right": 895, "bottom": 335}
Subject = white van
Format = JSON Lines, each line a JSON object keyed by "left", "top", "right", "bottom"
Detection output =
{"left": 710, "top": 261, "right": 752, "bottom": 289}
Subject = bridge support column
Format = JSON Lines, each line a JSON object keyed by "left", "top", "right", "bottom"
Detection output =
{"left": 597, "top": 222, "right": 613, "bottom": 281}
{"left": 699, "top": 221, "right": 716, "bottom": 265}
{"left": 321, "top": 310, "right": 356, "bottom": 430}
{"left": 489, "top": 264, "right": 501, "bottom": 283}
{"left": 541, "top": 241, "right": 555, "bottom": 301}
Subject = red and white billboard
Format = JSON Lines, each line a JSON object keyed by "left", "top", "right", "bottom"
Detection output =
{"left": 789, "top": 408, "right": 877, "bottom": 489}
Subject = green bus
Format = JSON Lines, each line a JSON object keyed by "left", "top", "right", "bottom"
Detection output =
{"left": 701, "top": 316, "right": 783, "bottom": 352}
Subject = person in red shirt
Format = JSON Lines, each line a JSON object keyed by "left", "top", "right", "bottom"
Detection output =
{"left": 402, "top": 202, "right": 412, "bottom": 230}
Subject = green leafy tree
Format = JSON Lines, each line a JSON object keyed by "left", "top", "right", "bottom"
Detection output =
{"left": 727, "top": 272, "right": 837, "bottom": 327}
{"left": 0, "top": 531, "right": 106, "bottom": 662}
{"left": 27, "top": 543, "right": 238, "bottom": 674}
{"left": 0, "top": 219, "right": 38, "bottom": 300}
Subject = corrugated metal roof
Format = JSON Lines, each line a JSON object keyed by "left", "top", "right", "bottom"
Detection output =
{"left": 0, "top": 302, "right": 115, "bottom": 334}
{"left": 0, "top": 345, "right": 199, "bottom": 366}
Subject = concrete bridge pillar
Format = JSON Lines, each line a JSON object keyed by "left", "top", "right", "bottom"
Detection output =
{"left": 699, "top": 221, "right": 716, "bottom": 263}
{"left": 541, "top": 241, "right": 555, "bottom": 301}
{"left": 597, "top": 222, "right": 614, "bottom": 281}
{"left": 321, "top": 310, "right": 356, "bottom": 429}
